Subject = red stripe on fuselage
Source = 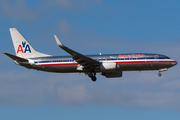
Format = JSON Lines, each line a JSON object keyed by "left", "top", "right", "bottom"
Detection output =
{"left": 36, "top": 60, "right": 176, "bottom": 67}
{"left": 36, "top": 63, "right": 79, "bottom": 66}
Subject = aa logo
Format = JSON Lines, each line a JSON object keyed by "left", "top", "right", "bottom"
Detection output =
{"left": 17, "top": 41, "right": 31, "bottom": 53}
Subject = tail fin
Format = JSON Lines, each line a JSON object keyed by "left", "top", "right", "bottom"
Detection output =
{"left": 9, "top": 28, "right": 51, "bottom": 58}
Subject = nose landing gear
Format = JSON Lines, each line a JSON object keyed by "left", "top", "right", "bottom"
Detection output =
{"left": 158, "top": 68, "right": 168, "bottom": 77}
{"left": 158, "top": 72, "right": 162, "bottom": 77}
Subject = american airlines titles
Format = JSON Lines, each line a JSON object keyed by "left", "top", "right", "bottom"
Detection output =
{"left": 118, "top": 54, "right": 144, "bottom": 58}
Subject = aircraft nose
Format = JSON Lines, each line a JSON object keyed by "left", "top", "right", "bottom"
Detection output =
{"left": 172, "top": 60, "right": 177, "bottom": 66}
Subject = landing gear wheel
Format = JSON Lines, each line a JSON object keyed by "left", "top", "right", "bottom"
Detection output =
{"left": 91, "top": 76, "right": 97, "bottom": 82}
{"left": 158, "top": 73, "right": 162, "bottom": 77}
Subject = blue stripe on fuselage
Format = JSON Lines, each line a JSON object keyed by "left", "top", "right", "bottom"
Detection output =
{"left": 33, "top": 53, "right": 169, "bottom": 64}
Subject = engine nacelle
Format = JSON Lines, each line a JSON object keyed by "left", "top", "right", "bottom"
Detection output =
{"left": 100, "top": 62, "right": 118, "bottom": 71}
{"left": 102, "top": 71, "right": 122, "bottom": 78}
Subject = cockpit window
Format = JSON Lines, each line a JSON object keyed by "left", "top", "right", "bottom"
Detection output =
{"left": 163, "top": 56, "right": 170, "bottom": 59}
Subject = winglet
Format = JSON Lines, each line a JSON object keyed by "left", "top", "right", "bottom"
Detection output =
{"left": 54, "top": 35, "right": 63, "bottom": 47}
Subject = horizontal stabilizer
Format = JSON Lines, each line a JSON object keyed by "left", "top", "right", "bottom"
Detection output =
{"left": 4, "top": 52, "right": 28, "bottom": 62}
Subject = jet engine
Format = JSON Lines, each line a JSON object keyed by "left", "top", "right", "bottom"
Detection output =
{"left": 100, "top": 62, "right": 118, "bottom": 71}
{"left": 102, "top": 71, "right": 122, "bottom": 78}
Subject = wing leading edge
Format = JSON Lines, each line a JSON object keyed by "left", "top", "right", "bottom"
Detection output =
{"left": 54, "top": 35, "right": 100, "bottom": 71}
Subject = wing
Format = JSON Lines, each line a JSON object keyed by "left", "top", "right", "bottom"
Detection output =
{"left": 54, "top": 35, "right": 100, "bottom": 71}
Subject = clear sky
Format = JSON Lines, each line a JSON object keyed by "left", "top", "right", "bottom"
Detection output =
{"left": 0, "top": 0, "right": 180, "bottom": 120}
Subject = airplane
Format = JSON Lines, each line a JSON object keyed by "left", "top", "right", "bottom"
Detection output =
{"left": 4, "top": 28, "right": 177, "bottom": 82}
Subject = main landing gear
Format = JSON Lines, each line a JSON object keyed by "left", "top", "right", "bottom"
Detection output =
{"left": 88, "top": 71, "right": 97, "bottom": 82}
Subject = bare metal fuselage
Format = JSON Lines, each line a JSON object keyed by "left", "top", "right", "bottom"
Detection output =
{"left": 20, "top": 53, "right": 177, "bottom": 73}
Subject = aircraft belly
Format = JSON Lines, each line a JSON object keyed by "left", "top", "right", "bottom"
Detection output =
{"left": 118, "top": 62, "right": 172, "bottom": 71}
{"left": 33, "top": 65, "right": 78, "bottom": 73}
{"left": 51, "top": 65, "right": 78, "bottom": 72}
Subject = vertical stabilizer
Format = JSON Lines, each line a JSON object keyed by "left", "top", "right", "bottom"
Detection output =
{"left": 9, "top": 28, "right": 51, "bottom": 58}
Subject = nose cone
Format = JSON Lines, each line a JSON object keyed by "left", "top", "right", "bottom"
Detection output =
{"left": 172, "top": 60, "right": 177, "bottom": 66}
